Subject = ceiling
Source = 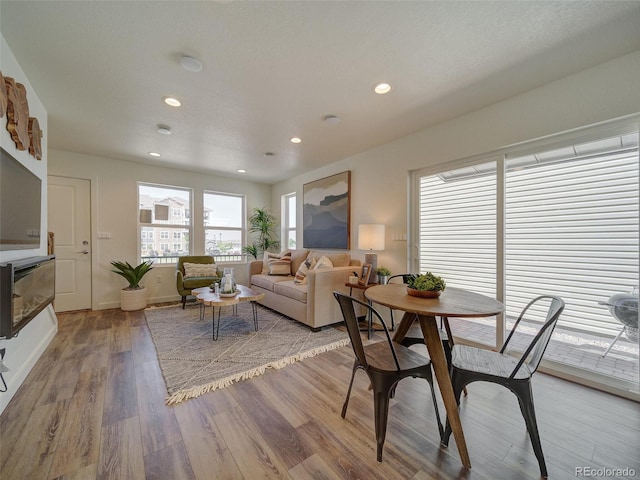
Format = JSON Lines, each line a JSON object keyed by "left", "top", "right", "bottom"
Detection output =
{"left": 2, "top": 1, "right": 640, "bottom": 184}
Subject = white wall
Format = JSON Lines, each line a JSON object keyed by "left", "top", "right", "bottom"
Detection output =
{"left": 0, "top": 36, "right": 56, "bottom": 414}
{"left": 271, "top": 50, "right": 640, "bottom": 278}
{"left": 47, "top": 150, "right": 271, "bottom": 309}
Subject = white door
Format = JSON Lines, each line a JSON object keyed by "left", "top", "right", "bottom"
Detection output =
{"left": 47, "top": 176, "right": 92, "bottom": 312}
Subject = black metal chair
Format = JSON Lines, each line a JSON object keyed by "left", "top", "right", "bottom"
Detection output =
{"left": 442, "top": 295, "right": 565, "bottom": 479}
{"left": 333, "top": 291, "right": 443, "bottom": 462}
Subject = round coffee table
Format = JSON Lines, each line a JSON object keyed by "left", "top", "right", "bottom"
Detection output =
{"left": 192, "top": 285, "right": 265, "bottom": 340}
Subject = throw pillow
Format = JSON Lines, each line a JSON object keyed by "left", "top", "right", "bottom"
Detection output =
{"left": 294, "top": 257, "right": 317, "bottom": 285}
{"left": 268, "top": 251, "right": 292, "bottom": 275}
{"left": 261, "top": 250, "right": 291, "bottom": 274}
{"left": 313, "top": 255, "right": 334, "bottom": 270}
{"left": 183, "top": 262, "right": 216, "bottom": 278}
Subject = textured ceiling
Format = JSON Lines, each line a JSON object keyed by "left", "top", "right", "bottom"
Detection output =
{"left": 2, "top": 1, "right": 640, "bottom": 184}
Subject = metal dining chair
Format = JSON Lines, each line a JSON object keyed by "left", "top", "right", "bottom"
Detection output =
{"left": 441, "top": 295, "right": 565, "bottom": 479}
{"left": 333, "top": 291, "right": 444, "bottom": 462}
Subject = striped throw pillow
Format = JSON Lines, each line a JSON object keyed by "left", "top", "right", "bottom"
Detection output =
{"left": 268, "top": 251, "right": 292, "bottom": 275}
{"left": 294, "top": 257, "right": 317, "bottom": 285}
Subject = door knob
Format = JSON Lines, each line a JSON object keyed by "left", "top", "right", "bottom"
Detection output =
{"left": 76, "top": 250, "right": 89, "bottom": 254}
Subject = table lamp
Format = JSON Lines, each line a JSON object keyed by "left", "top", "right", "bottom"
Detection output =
{"left": 358, "top": 224, "right": 385, "bottom": 283}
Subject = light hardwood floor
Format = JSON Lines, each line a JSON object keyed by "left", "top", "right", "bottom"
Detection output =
{"left": 1, "top": 306, "right": 638, "bottom": 479}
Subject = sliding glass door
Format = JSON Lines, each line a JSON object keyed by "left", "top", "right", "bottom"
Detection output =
{"left": 413, "top": 126, "right": 639, "bottom": 397}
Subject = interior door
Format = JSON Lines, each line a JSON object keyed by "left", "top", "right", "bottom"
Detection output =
{"left": 47, "top": 176, "right": 92, "bottom": 312}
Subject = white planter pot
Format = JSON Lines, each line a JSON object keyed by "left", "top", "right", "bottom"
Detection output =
{"left": 120, "top": 286, "right": 148, "bottom": 311}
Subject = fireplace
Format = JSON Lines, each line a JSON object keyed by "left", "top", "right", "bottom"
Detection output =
{"left": 0, "top": 255, "right": 55, "bottom": 339}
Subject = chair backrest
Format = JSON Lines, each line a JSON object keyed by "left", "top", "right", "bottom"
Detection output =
{"left": 176, "top": 255, "right": 215, "bottom": 274}
{"left": 501, "top": 295, "right": 565, "bottom": 378}
{"left": 333, "top": 291, "right": 402, "bottom": 371}
{"left": 388, "top": 274, "right": 414, "bottom": 284}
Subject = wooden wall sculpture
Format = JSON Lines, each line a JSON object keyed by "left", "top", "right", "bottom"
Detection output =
{"left": 1, "top": 69, "right": 44, "bottom": 160}
{"left": 0, "top": 71, "right": 7, "bottom": 118}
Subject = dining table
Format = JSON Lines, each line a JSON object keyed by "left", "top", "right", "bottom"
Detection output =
{"left": 364, "top": 283, "right": 504, "bottom": 469}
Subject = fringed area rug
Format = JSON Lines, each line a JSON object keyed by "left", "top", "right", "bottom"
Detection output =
{"left": 145, "top": 302, "right": 349, "bottom": 405}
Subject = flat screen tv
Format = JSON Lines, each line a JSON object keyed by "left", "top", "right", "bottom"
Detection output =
{"left": 0, "top": 147, "right": 42, "bottom": 251}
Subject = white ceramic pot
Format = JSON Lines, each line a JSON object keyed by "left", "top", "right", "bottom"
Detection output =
{"left": 120, "top": 286, "right": 148, "bottom": 311}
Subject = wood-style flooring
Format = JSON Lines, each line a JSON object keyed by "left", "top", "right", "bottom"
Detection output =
{"left": 1, "top": 306, "right": 638, "bottom": 479}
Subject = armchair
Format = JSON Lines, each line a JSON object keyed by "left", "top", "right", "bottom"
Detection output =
{"left": 176, "top": 256, "right": 220, "bottom": 308}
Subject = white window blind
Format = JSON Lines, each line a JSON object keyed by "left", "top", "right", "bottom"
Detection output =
{"left": 418, "top": 161, "right": 496, "bottom": 297}
{"left": 505, "top": 145, "right": 639, "bottom": 335}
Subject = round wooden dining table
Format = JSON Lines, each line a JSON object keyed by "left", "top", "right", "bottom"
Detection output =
{"left": 365, "top": 284, "right": 504, "bottom": 469}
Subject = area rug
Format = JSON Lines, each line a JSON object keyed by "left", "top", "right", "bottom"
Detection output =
{"left": 145, "top": 302, "right": 349, "bottom": 405}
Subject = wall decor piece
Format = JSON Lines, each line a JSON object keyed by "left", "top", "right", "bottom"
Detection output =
{"left": 28, "top": 117, "right": 42, "bottom": 160}
{"left": 0, "top": 71, "right": 7, "bottom": 118}
{"left": 4, "top": 76, "right": 30, "bottom": 151}
{"left": 303, "top": 171, "right": 350, "bottom": 249}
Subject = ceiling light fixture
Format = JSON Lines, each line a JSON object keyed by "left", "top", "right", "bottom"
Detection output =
{"left": 264, "top": 152, "right": 275, "bottom": 158}
{"left": 290, "top": 137, "right": 302, "bottom": 144}
{"left": 374, "top": 83, "right": 392, "bottom": 95}
{"left": 237, "top": 169, "right": 246, "bottom": 173}
{"left": 180, "top": 55, "right": 203, "bottom": 72}
{"left": 163, "top": 97, "right": 181, "bottom": 107}
{"left": 149, "top": 152, "right": 161, "bottom": 157}
{"left": 324, "top": 115, "right": 341, "bottom": 125}
{"left": 157, "top": 125, "right": 172, "bottom": 135}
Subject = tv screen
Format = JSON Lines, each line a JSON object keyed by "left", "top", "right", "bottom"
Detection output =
{"left": 0, "top": 147, "right": 42, "bottom": 251}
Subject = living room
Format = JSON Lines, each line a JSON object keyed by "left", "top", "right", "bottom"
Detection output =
{"left": 1, "top": 2, "right": 639, "bottom": 478}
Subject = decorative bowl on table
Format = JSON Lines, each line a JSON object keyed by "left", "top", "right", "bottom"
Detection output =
{"left": 220, "top": 290, "right": 240, "bottom": 297}
{"left": 406, "top": 287, "right": 441, "bottom": 298}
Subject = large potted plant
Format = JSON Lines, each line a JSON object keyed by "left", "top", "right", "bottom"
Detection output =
{"left": 110, "top": 260, "right": 153, "bottom": 311}
{"left": 243, "top": 207, "right": 281, "bottom": 259}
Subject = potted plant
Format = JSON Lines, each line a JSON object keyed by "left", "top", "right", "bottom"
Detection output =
{"left": 376, "top": 266, "right": 391, "bottom": 284}
{"left": 110, "top": 260, "right": 153, "bottom": 311}
{"left": 406, "top": 272, "right": 446, "bottom": 298}
{"left": 243, "top": 207, "right": 281, "bottom": 259}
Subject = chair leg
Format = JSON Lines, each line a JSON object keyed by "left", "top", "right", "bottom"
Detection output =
{"left": 182, "top": 296, "right": 187, "bottom": 309}
{"left": 425, "top": 368, "right": 444, "bottom": 439}
{"left": 372, "top": 379, "right": 395, "bottom": 462}
{"left": 342, "top": 363, "right": 358, "bottom": 418}
{"left": 441, "top": 369, "right": 467, "bottom": 447}
{"left": 514, "top": 382, "right": 548, "bottom": 478}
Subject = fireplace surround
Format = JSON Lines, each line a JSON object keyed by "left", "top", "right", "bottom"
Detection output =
{"left": 0, "top": 255, "right": 55, "bottom": 339}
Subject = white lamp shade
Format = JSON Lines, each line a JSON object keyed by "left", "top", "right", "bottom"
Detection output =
{"left": 358, "top": 224, "right": 385, "bottom": 251}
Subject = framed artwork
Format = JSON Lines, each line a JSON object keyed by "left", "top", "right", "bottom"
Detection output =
{"left": 303, "top": 171, "right": 351, "bottom": 249}
{"left": 359, "top": 263, "right": 372, "bottom": 286}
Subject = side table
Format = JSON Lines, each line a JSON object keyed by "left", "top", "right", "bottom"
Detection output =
{"left": 344, "top": 282, "right": 383, "bottom": 339}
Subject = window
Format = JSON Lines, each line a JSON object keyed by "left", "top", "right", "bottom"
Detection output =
{"left": 203, "top": 191, "right": 245, "bottom": 261}
{"left": 139, "top": 183, "right": 192, "bottom": 263}
{"left": 283, "top": 193, "right": 296, "bottom": 249}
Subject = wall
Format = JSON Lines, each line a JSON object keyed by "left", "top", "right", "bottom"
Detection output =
{"left": 0, "top": 36, "right": 56, "bottom": 414}
{"left": 47, "top": 150, "right": 271, "bottom": 309}
{"left": 272, "top": 49, "right": 640, "bottom": 278}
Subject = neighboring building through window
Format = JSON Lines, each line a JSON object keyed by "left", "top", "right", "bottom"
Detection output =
{"left": 203, "top": 191, "right": 245, "bottom": 261}
{"left": 139, "top": 183, "right": 192, "bottom": 263}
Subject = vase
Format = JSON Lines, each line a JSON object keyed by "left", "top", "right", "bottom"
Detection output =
{"left": 379, "top": 275, "right": 389, "bottom": 285}
{"left": 120, "top": 286, "right": 148, "bottom": 311}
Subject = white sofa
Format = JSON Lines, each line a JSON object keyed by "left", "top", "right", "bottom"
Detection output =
{"left": 249, "top": 249, "right": 361, "bottom": 331}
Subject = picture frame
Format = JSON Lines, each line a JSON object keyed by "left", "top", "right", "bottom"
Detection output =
{"left": 359, "top": 263, "right": 372, "bottom": 286}
{"left": 303, "top": 171, "right": 351, "bottom": 249}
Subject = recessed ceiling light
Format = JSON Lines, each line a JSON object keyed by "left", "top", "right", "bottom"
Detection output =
{"left": 163, "top": 97, "right": 181, "bottom": 107}
{"left": 157, "top": 125, "right": 172, "bottom": 135}
{"left": 324, "top": 115, "right": 341, "bottom": 125}
{"left": 237, "top": 169, "right": 246, "bottom": 173}
{"left": 290, "top": 137, "right": 302, "bottom": 144}
{"left": 180, "top": 55, "right": 203, "bottom": 72}
{"left": 264, "top": 152, "right": 275, "bottom": 157}
{"left": 149, "top": 152, "right": 161, "bottom": 157}
{"left": 374, "top": 83, "right": 392, "bottom": 94}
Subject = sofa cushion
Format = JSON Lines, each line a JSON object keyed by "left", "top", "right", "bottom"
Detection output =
{"left": 294, "top": 257, "right": 317, "bottom": 285}
{"left": 290, "top": 249, "right": 310, "bottom": 275}
{"left": 251, "top": 273, "right": 293, "bottom": 292}
{"left": 184, "top": 276, "right": 215, "bottom": 289}
{"left": 183, "top": 262, "right": 217, "bottom": 278}
{"left": 274, "top": 280, "right": 308, "bottom": 303}
{"left": 308, "top": 250, "right": 351, "bottom": 267}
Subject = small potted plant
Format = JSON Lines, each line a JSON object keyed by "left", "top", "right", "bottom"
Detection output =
{"left": 110, "top": 260, "right": 153, "bottom": 311}
{"left": 406, "top": 272, "right": 446, "bottom": 298}
{"left": 376, "top": 266, "right": 391, "bottom": 284}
